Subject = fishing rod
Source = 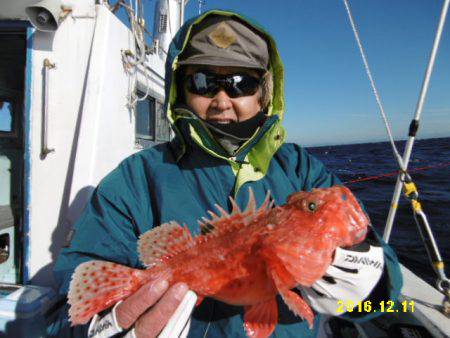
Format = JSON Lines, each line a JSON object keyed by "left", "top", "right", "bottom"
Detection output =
{"left": 383, "top": 0, "right": 450, "bottom": 301}
{"left": 383, "top": 0, "right": 450, "bottom": 243}
{"left": 342, "top": 0, "right": 450, "bottom": 311}
{"left": 343, "top": 161, "right": 450, "bottom": 185}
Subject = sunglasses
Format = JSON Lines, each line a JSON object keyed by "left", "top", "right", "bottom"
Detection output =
{"left": 185, "top": 71, "right": 261, "bottom": 98}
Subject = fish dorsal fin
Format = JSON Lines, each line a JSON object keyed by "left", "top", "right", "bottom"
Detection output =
{"left": 138, "top": 221, "right": 194, "bottom": 267}
{"left": 198, "top": 188, "right": 273, "bottom": 237}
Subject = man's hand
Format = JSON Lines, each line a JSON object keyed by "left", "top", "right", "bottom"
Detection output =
{"left": 298, "top": 240, "right": 384, "bottom": 315}
{"left": 116, "top": 278, "right": 195, "bottom": 338}
{"left": 88, "top": 277, "right": 196, "bottom": 338}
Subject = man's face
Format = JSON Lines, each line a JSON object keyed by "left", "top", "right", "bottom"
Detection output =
{"left": 183, "top": 65, "right": 262, "bottom": 123}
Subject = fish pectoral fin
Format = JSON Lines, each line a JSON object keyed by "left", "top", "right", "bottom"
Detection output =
{"left": 138, "top": 221, "right": 194, "bottom": 267}
{"left": 278, "top": 288, "right": 314, "bottom": 329}
{"left": 270, "top": 269, "right": 314, "bottom": 329}
{"left": 267, "top": 239, "right": 334, "bottom": 286}
{"left": 243, "top": 298, "right": 278, "bottom": 338}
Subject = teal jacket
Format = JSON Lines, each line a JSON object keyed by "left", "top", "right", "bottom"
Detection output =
{"left": 48, "top": 10, "right": 402, "bottom": 338}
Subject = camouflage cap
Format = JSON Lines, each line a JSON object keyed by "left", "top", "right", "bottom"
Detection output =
{"left": 178, "top": 15, "right": 269, "bottom": 71}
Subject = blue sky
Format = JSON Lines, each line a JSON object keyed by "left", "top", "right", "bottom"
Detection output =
{"left": 3, "top": 1, "right": 448, "bottom": 146}
{"left": 181, "top": 0, "right": 450, "bottom": 146}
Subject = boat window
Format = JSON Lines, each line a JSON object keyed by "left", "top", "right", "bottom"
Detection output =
{"left": 155, "top": 100, "right": 170, "bottom": 142}
{"left": 0, "top": 100, "right": 13, "bottom": 133}
{"left": 135, "top": 94, "right": 170, "bottom": 148}
{"left": 135, "top": 95, "right": 156, "bottom": 141}
{"left": 0, "top": 29, "right": 26, "bottom": 284}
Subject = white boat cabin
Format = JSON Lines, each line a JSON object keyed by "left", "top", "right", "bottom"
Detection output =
{"left": 0, "top": 0, "right": 182, "bottom": 288}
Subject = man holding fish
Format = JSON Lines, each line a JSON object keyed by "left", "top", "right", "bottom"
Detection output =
{"left": 48, "top": 10, "right": 402, "bottom": 338}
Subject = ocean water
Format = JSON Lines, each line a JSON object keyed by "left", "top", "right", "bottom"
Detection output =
{"left": 307, "top": 137, "right": 450, "bottom": 286}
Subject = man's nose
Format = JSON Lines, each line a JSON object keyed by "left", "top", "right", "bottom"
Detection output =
{"left": 210, "top": 89, "right": 233, "bottom": 111}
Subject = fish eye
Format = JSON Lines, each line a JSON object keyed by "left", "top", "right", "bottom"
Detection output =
{"left": 307, "top": 202, "right": 317, "bottom": 212}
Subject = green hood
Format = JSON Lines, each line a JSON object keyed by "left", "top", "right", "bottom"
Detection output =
{"left": 164, "top": 10, "right": 286, "bottom": 193}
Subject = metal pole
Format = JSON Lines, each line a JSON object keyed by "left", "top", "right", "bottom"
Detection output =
{"left": 180, "top": 0, "right": 185, "bottom": 24}
{"left": 383, "top": 0, "right": 450, "bottom": 242}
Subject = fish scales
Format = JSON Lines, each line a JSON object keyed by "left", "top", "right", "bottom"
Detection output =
{"left": 68, "top": 185, "right": 369, "bottom": 338}
{"left": 169, "top": 207, "right": 278, "bottom": 303}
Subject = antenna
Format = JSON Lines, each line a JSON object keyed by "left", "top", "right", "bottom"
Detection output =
{"left": 198, "top": 0, "right": 205, "bottom": 14}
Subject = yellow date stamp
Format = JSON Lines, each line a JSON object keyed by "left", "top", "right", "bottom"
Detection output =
{"left": 336, "top": 300, "right": 415, "bottom": 313}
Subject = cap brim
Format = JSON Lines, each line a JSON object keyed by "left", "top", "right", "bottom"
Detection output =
{"left": 178, "top": 56, "right": 266, "bottom": 70}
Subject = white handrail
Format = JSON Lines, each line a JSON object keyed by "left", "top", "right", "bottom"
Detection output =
{"left": 41, "top": 58, "right": 56, "bottom": 158}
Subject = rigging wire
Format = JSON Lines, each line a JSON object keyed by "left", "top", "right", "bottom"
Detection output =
{"left": 341, "top": 0, "right": 405, "bottom": 171}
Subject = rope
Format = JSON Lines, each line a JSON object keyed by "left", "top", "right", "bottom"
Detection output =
{"left": 343, "top": 162, "right": 450, "bottom": 185}
{"left": 341, "top": 0, "right": 405, "bottom": 170}
{"left": 113, "top": 0, "right": 154, "bottom": 108}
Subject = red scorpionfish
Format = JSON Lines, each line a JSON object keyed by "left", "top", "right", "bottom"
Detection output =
{"left": 68, "top": 185, "right": 369, "bottom": 337}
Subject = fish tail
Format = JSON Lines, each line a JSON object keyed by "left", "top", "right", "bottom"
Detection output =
{"left": 68, "top": 260, "right": 150, "bottom": 326}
